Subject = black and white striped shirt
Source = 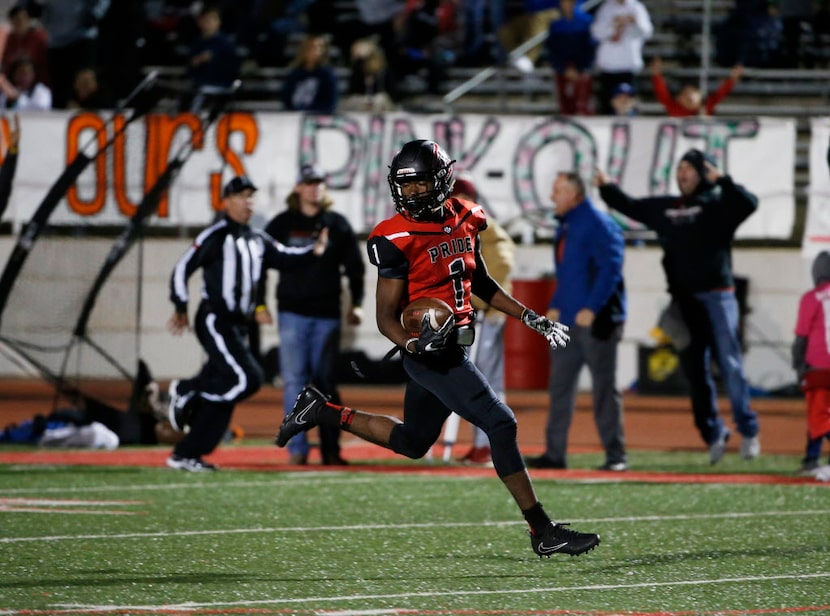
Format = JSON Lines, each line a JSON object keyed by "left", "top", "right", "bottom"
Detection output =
{"left": 170, "top": 216, "right": 314, "bottom": 319}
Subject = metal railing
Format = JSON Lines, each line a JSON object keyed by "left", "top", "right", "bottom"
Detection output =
{"left": 441, "top": 0, "right": 740, "bottom": 110}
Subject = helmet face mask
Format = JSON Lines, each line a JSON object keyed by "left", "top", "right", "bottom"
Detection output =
{"left": 388, "top": 140, "right": 455, "bottom": 222}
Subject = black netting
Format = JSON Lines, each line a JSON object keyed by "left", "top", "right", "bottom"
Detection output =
{"left": 0, "top": 230, "right": 141, "bottom": 385}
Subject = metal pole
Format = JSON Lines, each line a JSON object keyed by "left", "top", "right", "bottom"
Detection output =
{"left": 700, "top": 0, "right": 712, "bottom": 114}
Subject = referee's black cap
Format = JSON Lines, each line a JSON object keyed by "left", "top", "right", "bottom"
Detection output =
{"left": 222, "top": 175, "right": 258, "bottom": 198}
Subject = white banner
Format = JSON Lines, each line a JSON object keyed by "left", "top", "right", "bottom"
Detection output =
{"left": 805, "top": 117, "right": 830, "bottom": 257}
{"left": 0, "top": 111, "right": 795, "bottom": 238}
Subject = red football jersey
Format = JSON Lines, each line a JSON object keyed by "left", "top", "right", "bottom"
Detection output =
{"left": 367, "top": 197, "right": 487, "bottom": 325}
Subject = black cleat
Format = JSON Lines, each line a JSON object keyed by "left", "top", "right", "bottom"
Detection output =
{"left": 529, "top": 522, "right": 600, "bottom": 558}
{"left": 275, "top": 386, "right": 328, "bottom": 447}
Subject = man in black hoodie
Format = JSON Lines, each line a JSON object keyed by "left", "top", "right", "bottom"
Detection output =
{"left": 263, "top": 164, "right": 365, "bottom": 466}
{"left": 595, "top": 149, "right": 761, "bottom": 464}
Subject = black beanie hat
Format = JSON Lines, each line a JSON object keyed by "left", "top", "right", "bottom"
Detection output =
{"left": 680, "top": 149, "right": 717, "bottom": 189}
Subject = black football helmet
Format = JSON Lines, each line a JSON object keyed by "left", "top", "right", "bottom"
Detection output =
{"left": 388, "top": 140, "right": 455, "bottom": 222}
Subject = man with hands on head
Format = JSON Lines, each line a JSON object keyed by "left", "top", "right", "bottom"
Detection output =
{"left": 595, "top": 150, "right": 761, "bottom": 464}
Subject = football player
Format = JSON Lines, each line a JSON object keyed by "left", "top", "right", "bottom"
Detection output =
{"left": 276, "top": 139, "right": 600, "bottom": 557}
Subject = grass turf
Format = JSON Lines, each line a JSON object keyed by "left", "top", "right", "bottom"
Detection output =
{"left": 0, "top": 450, "right": 828, "bottom": 615}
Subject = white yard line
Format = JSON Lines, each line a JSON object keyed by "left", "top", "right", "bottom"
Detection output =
{"left": 1, "top": 509, "right": 828, "bottom": 543}
{"left": 45, "top": 572, "right": 830, "bottom": 612}
{"left": 0, "top": 475, "right": 392, "bottom": 495}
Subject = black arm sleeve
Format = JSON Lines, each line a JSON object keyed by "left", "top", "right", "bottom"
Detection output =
{"left": 470, "top": 236, "right": 500, "bottom": 304}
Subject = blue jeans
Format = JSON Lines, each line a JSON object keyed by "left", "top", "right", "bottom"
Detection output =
{"left": 278, "top": 311, "right": 342, "bottom": 457}
{"left": 676, "top": 290, "right": 760, "bottom": 444}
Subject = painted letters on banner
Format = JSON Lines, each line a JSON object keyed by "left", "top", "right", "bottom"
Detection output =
{"left": 0, "top": 111, "right": 795, "bottom": 239}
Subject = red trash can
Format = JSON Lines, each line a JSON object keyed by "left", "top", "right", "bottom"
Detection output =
{"left": 504, "top": 278, "right": 556, "bottom": 390}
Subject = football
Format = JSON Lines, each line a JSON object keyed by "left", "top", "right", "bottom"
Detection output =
{"left": 400, "top": 297, "right": 454, "bottom": 336}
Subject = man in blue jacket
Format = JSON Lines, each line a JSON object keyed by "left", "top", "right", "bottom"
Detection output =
{"left": 526, "top": 172, "right": 627, "bottom": 471}
{"left": 596, "top": 149, "right": 761, "bottom": 464}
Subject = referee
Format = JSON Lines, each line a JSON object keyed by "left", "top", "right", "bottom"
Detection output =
{"left": 165, "top": 175, "right": 328, "bottom": 471}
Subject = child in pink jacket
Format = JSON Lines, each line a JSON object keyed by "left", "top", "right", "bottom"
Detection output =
{"left": 792, "top": 251, "right": 830, "bottom": 474}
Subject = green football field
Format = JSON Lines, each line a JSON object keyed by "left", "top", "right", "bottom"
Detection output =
{"left": 1, "top": 449, "right": 828, "bottom": 615}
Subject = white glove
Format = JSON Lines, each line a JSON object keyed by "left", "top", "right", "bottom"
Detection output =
{"left": 521, "top": 309, "right": 570, "bottom": 349}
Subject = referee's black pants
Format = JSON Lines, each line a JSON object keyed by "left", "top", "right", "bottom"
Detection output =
{"left": 174, "top": 303, "right": 264, "bottom": 459}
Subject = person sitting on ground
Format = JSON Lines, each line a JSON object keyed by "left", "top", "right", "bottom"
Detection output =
{"left": 650, "top": 56, "right": 744, "bottom": 117}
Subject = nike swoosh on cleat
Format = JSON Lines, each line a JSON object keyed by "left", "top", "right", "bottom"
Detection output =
{"left": 537, "top": 542, "right": 568, "bottom": 554}
{"left": 294, "top": 402, "right": 315, "bottom": 425}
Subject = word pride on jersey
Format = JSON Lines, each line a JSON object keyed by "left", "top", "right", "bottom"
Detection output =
{"left": 428, "top": 236, "right": 473, "bottom": 263}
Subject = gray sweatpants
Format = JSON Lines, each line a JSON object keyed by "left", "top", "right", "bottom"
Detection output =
{"left": 544, "top": 324, "right": 626, "bottom": 466}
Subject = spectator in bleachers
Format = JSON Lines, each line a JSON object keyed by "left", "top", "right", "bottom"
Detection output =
{"left": 590, "top": 0, "right": 653, "bottom": 115}
{"left": 610, "top": 81, "right": 637, "bottom": 116}
{"left": 545, "top": 0, "right": 595, "bottom": 115}
{"left": 0, "top": 56, "right": 51, "bottom": 110}
{"left": 650, "top": 56, "right": 744, "bottom": 117}
{"left": 395, "top": 0, "right": 461, "bottom": 94}
{"left": 2, "top": 4, "right": 49, "bottom": 87}
{"left": 333, "top": 0, "right": 405, "bottom": 100}
{"left": 342, "top": 36, "right": 395, "bottom": 112}
{"left": 37, "top": 0, "right": 111, "bottom": 109}
{"left": 812, "top": 0, "right": 830, "bottom": 67}
{"left": 97, "top": 0, "right": 143, "bottom": 103}
{"left": 185, "top": 5, "right": 240, "bottom": 111}
{"left": 67, "top": 66, "right": 113, "bottom": 110}
{"left": 778, "top": 0, "right": 814, "bottom": 67}
{"left": 236, "top": 0, "right": 315, "bottom": 68}
{"left": 141, "top": 0, "right": 200, "bottom": 66}
{"left": 716, "top": 0, "right": 783, "bottom": 68}
{"left": 498, "top": 0, "right": 560, "bottom": 72}
{"left": 458, "top": 0, "right": 504, "bottom": 66}
{"left": 280, "top": 34, "right": 339, "bottom": 114}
